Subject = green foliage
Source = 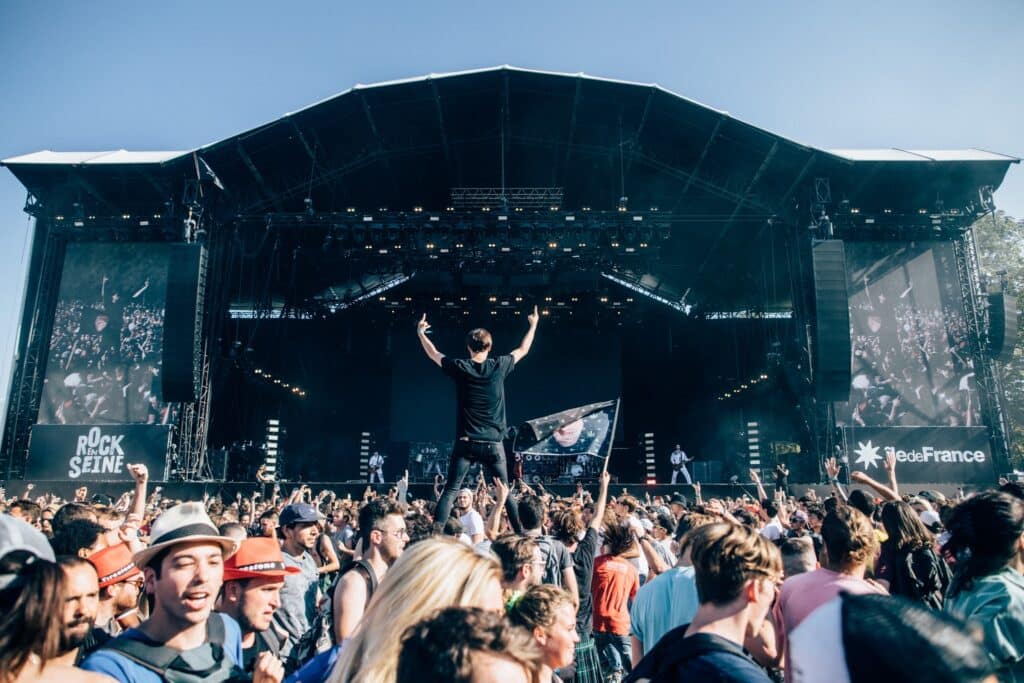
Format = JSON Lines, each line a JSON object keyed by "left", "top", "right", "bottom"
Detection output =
{"left": 972, "top": 210, "right": 1024, "bottom": 466}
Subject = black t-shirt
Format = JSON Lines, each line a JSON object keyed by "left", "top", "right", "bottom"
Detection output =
{"left": 441, "top": 354, "right": 516, "bottom": 442}
{"left": 572, "top": 528, "right": 599, "bottom": 636}
{"left": 242, "top": 632, "right": 270, "bottom": 672}
{"left": 626, "top": 626, "right": 772, "bottom": 683}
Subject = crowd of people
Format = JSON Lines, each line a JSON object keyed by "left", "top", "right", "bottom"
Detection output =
{"left": 2, "top": 454, "right": 1023, "bottom": 683}
{"left": 39, "top": 273, "right": 170, "bottom": 426}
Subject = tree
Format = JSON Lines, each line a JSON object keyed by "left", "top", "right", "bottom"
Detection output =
{"left": 972, "top": 210, "right": 1024, "bottom": 466}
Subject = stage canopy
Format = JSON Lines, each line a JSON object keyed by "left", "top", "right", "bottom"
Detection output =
{"left": 3, "top": 66, "right": 1018, "bottom": 315}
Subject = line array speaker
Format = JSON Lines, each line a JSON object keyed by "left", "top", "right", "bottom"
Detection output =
{"left": 988, "top": 291, "right": 1019, "bottom": 363}
{"left": 811, "top": 240, "right": 852, "bottom": 402}
{"left": 161, "top": 244, "right": 206, "bottom": 402}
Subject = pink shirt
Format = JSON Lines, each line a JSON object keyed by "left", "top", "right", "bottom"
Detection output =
{"left": 775, "top": 568, "right": 887, "bottom": 682}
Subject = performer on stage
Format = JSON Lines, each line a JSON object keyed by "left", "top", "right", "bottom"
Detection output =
{"left": 417, "top": 306, "right": 539, "bottom": 531}
{"left": 774, "top": 463, "right": 790, "bottom": 497}
{"left": 670, "top": 443, "right": 693, "bottom": 485}
{"left": 368, "top": 450, "right": 386, "bottom": 483}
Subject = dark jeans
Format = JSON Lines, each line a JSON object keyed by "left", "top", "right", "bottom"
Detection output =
{"left": 436, "top": 439, "right": 522, "bottom": 534}
{"left": 594, "top": 631, "right": 632, "bottom": 676}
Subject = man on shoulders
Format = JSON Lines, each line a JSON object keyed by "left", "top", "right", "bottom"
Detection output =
{"left": 418, "top": 308, "right": 539, "bottom": 532}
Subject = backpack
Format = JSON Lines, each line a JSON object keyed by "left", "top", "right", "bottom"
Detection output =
{"left": 289, "top": 559, "right": 379, "bottom": 672}
{"left": 101, "top": 614, "right": 248, "bottom": 683}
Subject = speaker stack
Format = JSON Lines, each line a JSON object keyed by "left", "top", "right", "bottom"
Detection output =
{"left": 161, "top": 244, "right": 207, "bottom": 403}
{"left": 811, "top": 240, "right": 852, "bottom": 402}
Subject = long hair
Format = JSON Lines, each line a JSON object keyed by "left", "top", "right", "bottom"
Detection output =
{"left": 0, "top": 555, "right": 67, "bottom": 683}
{"left": 330, "top": 537, "right": 503, "bottom": 683}
{"left": 944, "top": 492, "right": 1024, "bottom": 598}
{"left": 880, "top": 501, "right": 933, "bottom": 553}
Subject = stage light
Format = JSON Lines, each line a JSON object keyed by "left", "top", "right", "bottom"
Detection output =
{"left": 544, "top": 296, "right": 553, "bottom": 302}
{"left": 611, "top": 242, "right": 620, "bottom": 248}
{"left": 548, "top": 242, "right": 558, "bottom": 249}
{"left": 426, "top": 242, "right": 435, "bottom": 250}
{"left": 489, "top": 296, "right": 497, "bottom": 302}
{"left": 346, "top": 207, "right": 356, "bottom": 213}
{"left": 602, "top": 272, "right": 691, "bottom": 315}
{"left": 482, "top": 207, "right": 491, "bottom": 212}
{"left": 413, "top": 206, "right": 423, "bottom": 213}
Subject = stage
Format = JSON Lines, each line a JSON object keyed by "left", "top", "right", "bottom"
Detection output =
{"left": 1, "top": 479, "right": 983, "bottom": 504}
{"left": 0, "top": 66, "right": 1016, "bottom": 490}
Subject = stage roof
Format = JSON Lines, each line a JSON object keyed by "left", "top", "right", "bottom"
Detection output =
{"left": 2, "top": 66, "right": 1017, "bottom": 218}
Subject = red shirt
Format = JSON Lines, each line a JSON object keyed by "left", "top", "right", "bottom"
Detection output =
{"left": 591, "top": 554, "right": 639, "bottom": 635}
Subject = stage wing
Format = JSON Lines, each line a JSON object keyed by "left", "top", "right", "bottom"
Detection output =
{"left": 515, "top": 400, "right": 618, "bottom": 459}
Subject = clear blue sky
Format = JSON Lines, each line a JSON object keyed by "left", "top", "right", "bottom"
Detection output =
{"left": 0, "top": 1, "right": 1021, "bottom": 417}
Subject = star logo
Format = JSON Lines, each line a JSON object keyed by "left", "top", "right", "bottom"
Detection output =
{"left": 854, "top": 441, "right": 883, "bottom": 469}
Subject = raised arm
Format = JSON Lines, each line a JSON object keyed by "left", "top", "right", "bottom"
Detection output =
{"left": 824, "top": 457, "right": 849, "bottom": 503}
{"left": 509, "top": 306, "right": 539, "bottom": 364}
{"left": 749, "top": 468, "right": 768, "bottom": 503}
{"left": 416, "top": 314, "right": 444, "bottom": 367}
{"left": 590, "top": 470, "right": 611, "bottom": 531}
{"left": 849, "top": 470, "right": 899, "bottom": 502}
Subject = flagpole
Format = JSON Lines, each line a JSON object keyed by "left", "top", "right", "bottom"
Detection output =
{"left": 602, "top": 398, "right": 621, "bottom": 474}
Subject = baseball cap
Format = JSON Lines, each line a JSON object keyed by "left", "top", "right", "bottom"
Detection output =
{"left": 88, "top": 542, "right": 143, "bottom": 588}
{"left": 669, "top": 493, "right": 687, "bottom": 507}
{"left": 279, "top": 503, "right": 321, "bottom": 526}
{"left": 0, "top": 514, "right": 56, "bottom": 590}
{"left": 223, "top": 537, "right": 303, "bottom": 581}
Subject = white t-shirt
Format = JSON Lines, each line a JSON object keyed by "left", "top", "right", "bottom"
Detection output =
{"left": 460, "top": 509, "right": 484, "bottom": 538}
{"left": 761, "top": 516, "right": 785, "bottom": 541}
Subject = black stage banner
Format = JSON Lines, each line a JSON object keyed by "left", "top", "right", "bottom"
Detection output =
{"left": 843, "top": 426, "right": 994, "bottom": 484}
{"left": 27, "top": 424, "right": 170, "bottom": 481}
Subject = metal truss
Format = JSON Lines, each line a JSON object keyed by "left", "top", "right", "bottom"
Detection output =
{"left": 0, "top": 222, "right": 65, "bottom": 479}
{"left": 450, "top": 187, "right": 564, "bottom": 209}
{"left": 954, "top": 228, "right": 1012, "bottom": 469}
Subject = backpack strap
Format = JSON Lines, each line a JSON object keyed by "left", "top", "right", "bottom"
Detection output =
{"left": 354, "top": 559, "right": 379, "bottom": 597}
{"left": 100, "top": 616, "right": 227, "bottom": 676}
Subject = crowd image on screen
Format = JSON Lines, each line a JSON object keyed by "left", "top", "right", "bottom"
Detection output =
{"left": 839, "top": 243, "right": 981, "bottom": 429}
{"left": 39, "top": 268, "right": 172, "bottom": 426}
{"left": 2, "top": 453, "right": 1017, "bottom": 683}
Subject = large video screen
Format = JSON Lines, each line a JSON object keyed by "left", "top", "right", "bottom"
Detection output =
{"left": 835, "top": 241, "right": 981, "bottom": 428}
{"left": 37, "top": 243, "right": 173, "bottom": 425}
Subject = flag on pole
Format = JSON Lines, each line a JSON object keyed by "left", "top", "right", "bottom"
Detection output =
{"left": 514, "top": 400, "right": 619, "bottom": 463}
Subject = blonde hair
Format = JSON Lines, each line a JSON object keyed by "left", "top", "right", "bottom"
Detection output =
{"left": 330, "top": 537, "right": 503, "bottom": 683}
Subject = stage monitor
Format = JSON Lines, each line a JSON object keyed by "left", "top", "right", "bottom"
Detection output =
{"left": 37, "top": 242, "right": 174, "bottom": 425}
{"left": 836, "top": 241, "right": 981, "bottom": 429}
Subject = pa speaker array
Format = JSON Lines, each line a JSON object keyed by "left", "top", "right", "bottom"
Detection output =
{"left": 811, "top": 240, "right": 851, "bottom": 402}
{"left": 988, "top": 291, "right": 1019, "bottom": 363}
{"left": 161, "top": 244, "right": 207, "bottom": 403}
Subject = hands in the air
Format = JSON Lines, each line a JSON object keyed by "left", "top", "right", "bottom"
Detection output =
{"left": 417, "top": 314, "right": 431, "bottom": 334}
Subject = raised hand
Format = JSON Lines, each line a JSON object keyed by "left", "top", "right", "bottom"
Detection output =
{"left": 824, "top": 457, "right": 841, "bottom": 480}
{"left": 493, "top": 476, "right": 509, "bottom": 501}
{"left": 527, "top": 305, "right": 539, "bottom": 326}
{"left": 884, "top": 452, "right": 897, "bottom": 473}
{"left": 748, "top": 469, "right": 761, "bottom": 484}
{"left": 850, "top": 470, "right": 870, "bottom": 484}
{"left": 417, "top": 314, "right": 431, "bottom": 334}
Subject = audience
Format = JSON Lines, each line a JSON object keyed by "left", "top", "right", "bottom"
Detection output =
{"left": 3, "top": 458, "right": 1019, "bottom": 683}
